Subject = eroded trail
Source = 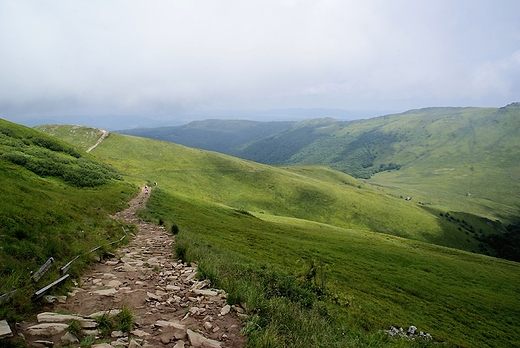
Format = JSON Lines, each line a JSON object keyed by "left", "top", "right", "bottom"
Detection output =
{"left": 18, "top": 188, "right": 246, "bottom": 348}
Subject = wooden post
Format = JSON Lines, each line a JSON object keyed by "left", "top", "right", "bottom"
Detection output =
{"left": 32, "top": 257, "right": 54, "bottom": 282}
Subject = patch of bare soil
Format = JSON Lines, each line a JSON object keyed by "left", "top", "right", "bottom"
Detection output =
{"left": 16, "top": 188, "right": 247, "bottom": 348}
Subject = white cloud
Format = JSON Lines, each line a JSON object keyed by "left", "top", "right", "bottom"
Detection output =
{"left": 0, "top": 0, "right": 519, "bottom": 120}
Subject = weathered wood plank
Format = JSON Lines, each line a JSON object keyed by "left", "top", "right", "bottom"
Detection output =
{"left": 32, "top": 257, "right": 54, "bottom": 282}
{"left": 32, "top": 274, "right": 70, "bottom": 301}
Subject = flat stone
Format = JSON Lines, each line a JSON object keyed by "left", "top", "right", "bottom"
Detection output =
{"left": 154, "top": 320, "right": 186, "bottom": 330}
{"left": 0, "top": 320, "right": 13, "bottom": 338}
{"left": 37, "top": 312, "right": 83, "bottom": 323}
{"left": 93, "top": 288, "right": 118, "bottom": 296}
{"left": 147, "top": 292, "right": 161, "bottom": 301}
{"left": 27, "top": 323, "right": 69, "bottom": 336}
{"left": 92, "top": 344, "right": 113, "bottom": 348}
{"left": 194, "top": 289, "right": 218, "bottom": 297}
{"left": 166, "top": 285, "right": 181, "bottom": 291}
{"left": 130, "top": 329, "right": 150, "bottom": 338}
{"left": 89, "top": 309, "right": 121, "bottom": 318}
{"left": 187, "top": 329, "right": 221, "bottom": 348}
{"left": 106, "top": 280, "right": 123, "bottom": 288}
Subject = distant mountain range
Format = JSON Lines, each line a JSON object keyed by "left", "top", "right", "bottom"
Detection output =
{"left": 5, "top": 108, "right": 391, "bottom": 130}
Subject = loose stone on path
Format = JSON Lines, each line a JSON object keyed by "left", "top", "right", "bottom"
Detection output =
{"left": 13, "top": 187, "right": 246, "bottom": 347}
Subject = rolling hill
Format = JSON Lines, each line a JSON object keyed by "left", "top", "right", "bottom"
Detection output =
{"left": 117, "top": 103, "right": 520, "bottom": 223}
{"left": 33, "top": 122, "right": 520, "bottom": 347}
{"left": 0, "top": 119, "right": 136, "bottom": 321}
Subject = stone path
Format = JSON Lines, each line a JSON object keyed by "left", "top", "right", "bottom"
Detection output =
{"left": 86, "top": 130, "right": 109, "bottom": 153}
{"left": 16, "top": 188, "right": 247, "bottom": 348}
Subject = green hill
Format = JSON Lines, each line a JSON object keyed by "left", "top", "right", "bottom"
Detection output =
{"left": 116, "top": 105, "right": 520, "bottom": 223}
{"left": 0, "top": 119, "right": 137, "bottom": 320}
{"left": 10, "top": 120, "right": 520, "bottom": 347}
{"left": 118, "top": 119, "right": 293, "bottom": 153}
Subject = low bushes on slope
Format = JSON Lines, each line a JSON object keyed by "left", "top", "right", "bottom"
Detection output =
{"left": 0, "top": 120, "right": 137, "bottom": 321}
{"left": 0, "top": 120, "right": 121, "bottom": 187}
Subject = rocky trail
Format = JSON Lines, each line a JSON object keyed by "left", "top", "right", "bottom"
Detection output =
{"left": 16, "top": 187, "right": 247, "bottom": 348}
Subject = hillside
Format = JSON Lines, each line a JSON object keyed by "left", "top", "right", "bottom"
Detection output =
{"left": 0, "top": 119, "right": 137, "bottom": 321}
{"left": 118, "top": 119, "right": 293, "bottom": 154}
{"left": 117, "top": 104, "right": 520, "bottom": 222}
{"left": 6, "top": 120, "right": 519, "bottom": 347}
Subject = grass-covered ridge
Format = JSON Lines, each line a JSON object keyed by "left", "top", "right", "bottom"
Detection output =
{"left": 0, "top": 119, "right": 137, "bottom": 321}
{"left": 52, "top": 130, "right": 516, "bottom": 347}
{"left": 1, "top": 120, "right": 121, "bottom": 187}
{"left": 83, "top": 132, "right": 495, "bottom": 255}
{"left": 116, "top": 104, "right": 520, "bottom": 222}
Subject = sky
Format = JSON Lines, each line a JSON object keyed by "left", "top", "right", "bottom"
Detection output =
{"left": 1, "top": 0, "right": 519, "bottom": 126}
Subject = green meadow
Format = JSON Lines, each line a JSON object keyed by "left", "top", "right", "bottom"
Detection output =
{"left": 81, "top": 131, "right": 519, "bottom": 347}
{"left": 3, "top": 121, "right": 519, "bottom": 347}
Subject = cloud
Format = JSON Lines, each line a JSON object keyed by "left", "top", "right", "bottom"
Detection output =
{"left": 0, "top": 0, "right": 519, "bottom": 121}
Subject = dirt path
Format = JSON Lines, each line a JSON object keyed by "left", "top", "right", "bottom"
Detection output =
{"left": 17, "top": 188, "right": 246, "bottom": 347}
{"left": 86, "top": 130, "right": 109, "bottom": 153}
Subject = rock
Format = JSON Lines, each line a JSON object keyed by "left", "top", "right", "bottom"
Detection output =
{"left": 0, "top": 320, "right": 13, "bottom": 338}
{"left": 37, "top": 312, "right": 83, "bottom": 323}
{"left": 42, "top": 295, "right": 58, "bottom": 304}
{"left": 34, "top": 341, "right": 54, "bottom": 347}
{"left": 92, "top": 344, "right": 113, "bottom": 348}
{"left": 173, "top": 340, "right": 185, "bottom": 348}
{"left": 194, "top": 289, "right": 218, "bottom": 297}
{"left": 27, "top": 323, "right": 69, "bottom": 336}
{"left": 128, "top": 339, "right": 142, "bottom": 348}
{"left": 130, "top": 329, "right": 150, "bottom": 338}
{"left": 89, "top": 309, "right": 121, "bottom": 318}
{"left": 111, "top": 330, "right": 124, "bottom": 338}
{"left": 61, "top": 331, "right": 79, "bottom": 344}
{"left": 166, "top": 285, "right": 181, "bottom": 291}
{"left": 187, "top": 329, "right": 222, "bottom": 348}
{"left": 407, "top": 325, "right": 417, "bottom": 335}
{"left": 220, "top": 305, "right": 231, "bottom": 316}
{"left": 147, "top": 292, "right": 161, "bottom": 301}
{"left": 106, "top": 280, "right": 123, "bottom": 288}
{"left": 93, "top": 288, "right": 118, "bottom": 296}
{"left": 154, "top": 320, "right": 185, "bottom": 331}
{"left": 191, "top": 279, "right": 211, "bottom": 291}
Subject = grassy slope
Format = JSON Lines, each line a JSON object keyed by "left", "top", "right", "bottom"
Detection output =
{"left": 142, "top": 188, "right": 520, "bottom": 347}
{"left": 75, "top": 132, "right": 520, "bottom": 347}
{"left": 0, "top": 119, "right": 137, "bottom": 320}
{"left": 232, "top": 106, "right": 520, "bottom": 222}
{"left": 118, "top": 119, "right": 294, "bottom": 154}
{"left": 34, "top": 124, "right": 105, "bottom": 152}
{"left": 86, "top": 132, "right": 489, "bottom": 253}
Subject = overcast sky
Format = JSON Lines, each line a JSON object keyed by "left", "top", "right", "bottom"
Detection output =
{"left": 1, "top": 0, "right": 519, "bottom": 124}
